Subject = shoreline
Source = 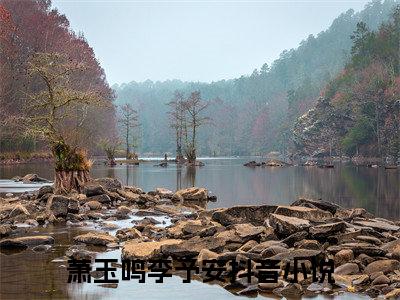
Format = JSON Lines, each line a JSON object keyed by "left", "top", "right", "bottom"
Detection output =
{"left": 0, "top": 178, "right": 399, "bottom": 299}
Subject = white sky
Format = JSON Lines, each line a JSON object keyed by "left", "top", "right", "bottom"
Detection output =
{"left": 52, "top": 0, "right": 370, "bottom": 84}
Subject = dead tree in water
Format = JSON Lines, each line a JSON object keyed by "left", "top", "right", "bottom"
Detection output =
{"left": 118, "top": 103, "right": 139, "bottom": 159}
{"left": 167, "top": 91, "right": 186, "bottom": 162}
{"left": 25, "top": 52, "right": 109, "bottom": 193}
{"left": 183, "top": 91, "right": 209, "bottom": 163}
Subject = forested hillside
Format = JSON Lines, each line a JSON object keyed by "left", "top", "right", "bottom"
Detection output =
{"left": 0, "top": 0, "right": 116, "bottom": 156}
{"left": 114, "top": 0, "right": 398, "bottom": 156}
{"left": 293, "top": 6, "right": 400, "bottom": 159}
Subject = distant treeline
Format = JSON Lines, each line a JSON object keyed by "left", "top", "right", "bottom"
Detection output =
{"left": 114, "top": 0, "right": 398, "bottom": 156}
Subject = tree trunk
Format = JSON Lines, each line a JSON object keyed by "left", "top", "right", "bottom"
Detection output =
{"left": 54, "top": 170, "right": 90, "bottom": 194}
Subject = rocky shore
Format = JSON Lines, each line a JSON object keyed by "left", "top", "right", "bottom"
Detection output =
{"left": 0, "top": 177, "right": 400, "bottom": 299}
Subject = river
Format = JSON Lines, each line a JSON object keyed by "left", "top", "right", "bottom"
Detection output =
{"left": 0, "top": 157, "right": 398, "bottom": 299}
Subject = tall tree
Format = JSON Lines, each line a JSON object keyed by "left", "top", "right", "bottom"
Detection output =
{"left": 25, "top": 52, "right": 109, "bottom": 193}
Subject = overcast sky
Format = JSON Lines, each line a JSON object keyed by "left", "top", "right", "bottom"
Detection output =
{"left": 52, "top": 0, "right": 370, "bottom": 85}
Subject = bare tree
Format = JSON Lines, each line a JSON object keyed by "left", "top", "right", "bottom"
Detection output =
{"left": 25, "top": 52, "right": 109, "bottom": 193}
{"left": 167, "top": 91, "right": 186, "bottom": 162}
{"left": 118, "top": 103, "right": 139, "bottom": 159}
{"left": 183, "top": 91, "right": 210, "bottom": 163}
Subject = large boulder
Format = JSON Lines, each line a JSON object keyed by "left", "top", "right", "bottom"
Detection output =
{"left": 167, "top": 219, "right": 223, "bottom": 239}
{"left": 172, "top": 187, "right": 208, "bottom": 202}
{"left": 74, "top": 232, "right": 118, "bottom": 246}
{"left": 327, "top": 242, "right": 387, "bottom": 257}
{"left": 290, "top": 198, "right": 340, "bottom": 215}
{"left": 0, "top": 235, "right": 54, "bottom": 249}
{"left": 212, "top": 205, "right": 277, "bottom": 226}
{"left": 155, "top": 188, "right": 173, "bottom": 199}
{"left": 20, "top": 174, "right": 50, "bottom": 183}
{"left": 122, "top": 239, "right": 182, "bottom": 260}
{"left": 268, "top": 213, "right": 310, "bottom": 237}
{"left": 274, "top": 205, "right": 332, "bottom": 222}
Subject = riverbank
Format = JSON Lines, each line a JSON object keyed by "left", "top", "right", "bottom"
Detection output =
{"left": 0, "top": 177, "right": 399, "bottom": 299}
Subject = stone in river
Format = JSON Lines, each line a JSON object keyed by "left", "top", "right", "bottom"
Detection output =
{"left": 0, "top": 235, "right": 54, "bottom": 249}
{"left": 74, "top": 232, "right": 118, "bottom": 246}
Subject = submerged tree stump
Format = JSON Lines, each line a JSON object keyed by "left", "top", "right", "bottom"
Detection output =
{"left": 54, "top": 170, "right": 90, "bottom": 194}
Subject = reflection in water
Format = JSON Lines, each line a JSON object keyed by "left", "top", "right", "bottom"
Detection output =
{"left": 0, "top": 158, "right": 399, "bottom": 219}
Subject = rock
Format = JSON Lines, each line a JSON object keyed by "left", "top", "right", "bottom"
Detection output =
{"left": 122, "top": 239, "right": 182, "bottom": 260}
{"left": 86, "top": 194, "right": 111, "bottom": 204}
{"left": 365, "top": 260, "right": 400, "bottom": 275}
{"left": 352, "top": 274, "right": 370, "bottom": 285}
{"left": 355, "top": 235, "right": 383, "bottom": 245}
{"left": 161, "top": 236, "right": 226, "bottom": 258}
{"left": 21, "top": 174, "right": 50, "bottom": 183}
{"left": 167, "top": 219, "right": 222, "bottom": 239}
{"left": 309, "top": 221, "right": 346, "bottom": 238}
{"left": 239, "top": 240, "right": 258, "bottom": 252}
{"left": 248, "top": 241, "right": 286, "bottom": 254}
{"left": 116, "top": 228, "right": 142, "bottom": 241}
{"left": 46, "top": 195, "right": 70, "bottom": 217}
{"left": 5, "top": 193, "right": 13, "bottom": 198}
{"left": 124, "top": 186, "right": 143, "bottom": 194}
{"left": 334, "top": 263, "right": 359, "bottom": 275}
{"left": 137, "top": 194, "right": 158, "bottom": 206}
{"left": 8, "top": 204, "right": 30, "bottom": 218}
{"left": 116, "top": 189, "right": 140, "bottom": 202}
{"left": 82, "top": 183, "right": 106, "bottom": 197}
{"left": 67, "top": 199, "right": 79, "bottom": 214}
{"left": 268, "top": 249, "right": 321, "bottom": 261}
{"left": 335, "top": 208, "right": 374, "bottom": 219}
{"left": 74, "top": 232, "right": 118, "bottom": 246}
{"left": 291, "top": 198, "right": 340, "bottom": 214}
{"left": 334, "top": 249, "right": 354, "bottom": 266}
{"left": 0, "top": 225, "right": 14, "bottom": 237}
{"left": 37, "top": 185, "right": 54, "bottom": 198}
{"left": 385, "top": 288, "right": 400, "bottom": 299}
{"left": 155, "top": 188, "right": 173, "bottom": 198}
{"left": 0, "top": 235, "right": 54, "bottom": 249}
{"left": 373, "top": 275, "right": 390, "bottom": 285}
{"left": 32, "top": 244, "right": 52, "bottom": 252}
{"left": 275, "top": 283, "right": 303, "bottom": 297}
{"left": 327, "top": 242, "right": 387, "bottom": 257}
{"left": 274, "top": 205, "right": 332, "bottom": 221}
{"left": 230, "top": 223, "right": 265, "bottom": 241}
{"left": 172, "top": 187, "right": 208, "bottom": 202}
{"left": 212, "top": 205, "right": 277, "bottom": 226}
{"left": 294, "top": 239, "right": 321, "bottom": 250}
{"left": 244, "top": 161, "right": 261, "bottom": 167}
{"left": 197, "top": 248, "right": 218, "bottom": 264}
{"left": 116, "top": 205, "right": 131, "bottom": 215}
{"left": 282, "top": 231, "right": 308, "bottom": 247}
{"left": 353, "top": 220, "right": 400, "bottom": 232}
{"left": 93, "top": 177, "right": 122, "bottom": 192}
{"left": 260, "top": 245, "right": 289, "bottom": 258}
{"left": 85, "top": 200, "right": 102, "bottom": 210}
{"left": 268, "top": 213, "right": 310, "bottom": 236}
{"left": 101, "top": 222, "right": 119, "bottom": 230}
{"left": 66, "top": 245, "right": 94, "bottom": 260}
{"left": 258, "top": 281, "right": 284, "bottom": 290}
